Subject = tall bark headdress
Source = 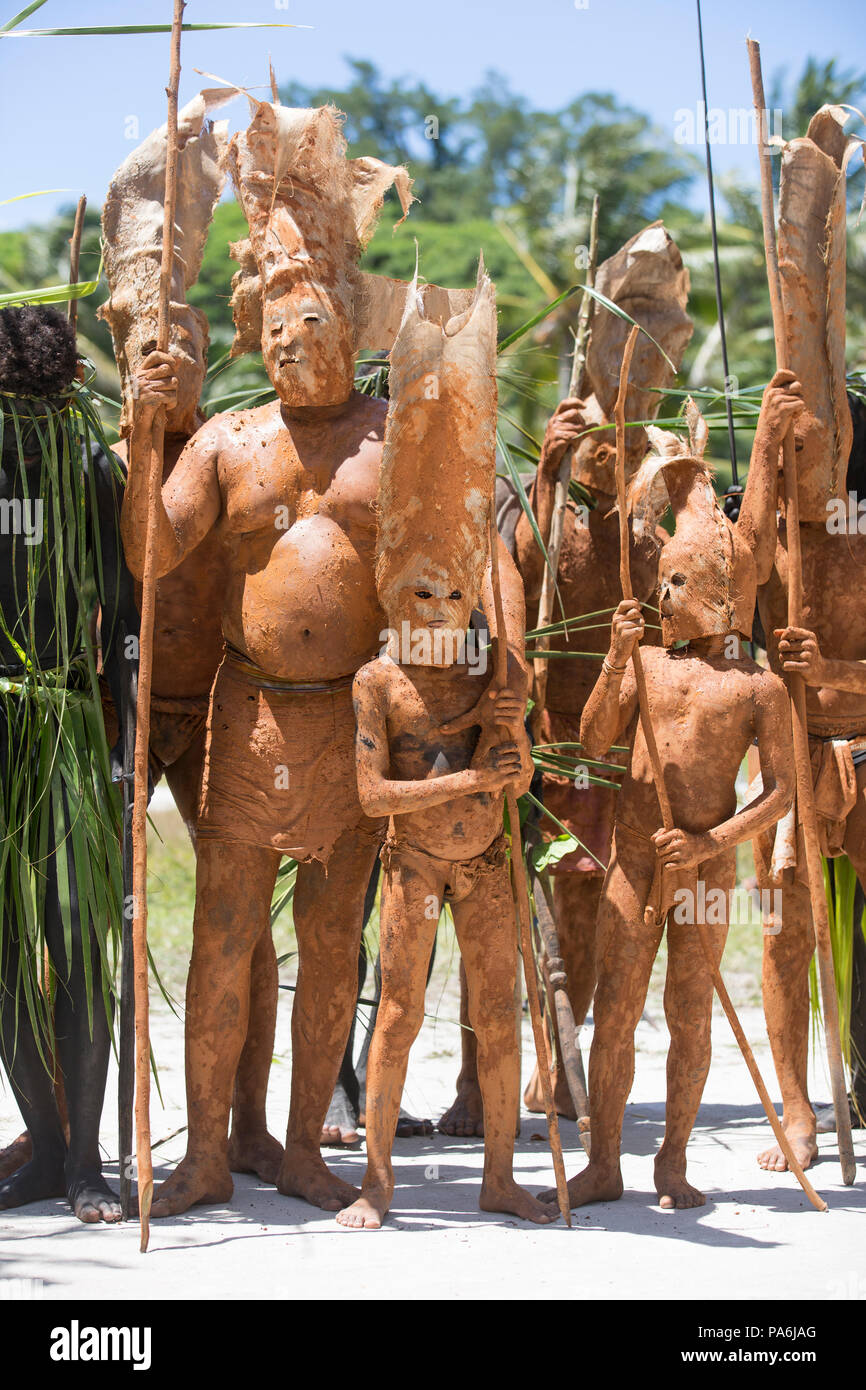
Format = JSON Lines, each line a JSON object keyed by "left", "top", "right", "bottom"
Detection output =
{"left": 376, "top": 259, "right": 498, "bottom": 634}
{"left": 100, "top": 90, "right": 235, "bottom": 435}
{"left": 574, "top": 222, "right": 692, "bottom": 492}
{"left": 777, "top": 104, "right": 861, "bottom": 520}
{"left": 629, "top": 399, "right": 756, "bottom": 644}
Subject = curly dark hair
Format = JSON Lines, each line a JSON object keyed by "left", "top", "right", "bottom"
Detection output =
{"left": 0, "top": 306, "right": 77, "bottom": 398}
{"left": 847, "top": 389, "right": 866, "bottom": 501}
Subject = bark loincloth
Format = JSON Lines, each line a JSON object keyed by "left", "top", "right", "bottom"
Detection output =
{"left": 100, "top": 680, "right": 209, "bottom": 781}
{"left": 615, "top": 819, "right": 735, "bottom": 929}
{"left": 536, "top": 706, "right": 621, "bottom": 874}
{"left": 381, "top": 831, "right": 508, "bottom": 906}
{"left": 197, "top": 646, "right": 383, "bottom": 862}
{"left": 752, "top": 722, "right": 866, "bottom": 887}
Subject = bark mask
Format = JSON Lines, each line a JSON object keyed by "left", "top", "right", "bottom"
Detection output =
{"left": 100, "top": 89, "right": 234, "bottom": 436}
{"left": 629, "top": 401, "right": 756, "bottom": 645}
{"left": 574, "top": 222, "right": 692, "bottom": 493}
{"left": 376, "top": 260, "right": 498, "bottom": 666}
{"left": 778, "top": 105, "right": 862, "bottom": 521}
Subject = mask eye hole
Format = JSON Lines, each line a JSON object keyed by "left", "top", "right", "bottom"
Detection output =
{"left": 671, "top": 573, "right": 687, "bottom": 587}
{"left": 415, "top": 590, "right": 433, "bottom": 600}
{"left": 448, "top": 590, "right": 462, "bottom": 601}
{"left": 302, "top": 313, "right": 320, "bottom": 324}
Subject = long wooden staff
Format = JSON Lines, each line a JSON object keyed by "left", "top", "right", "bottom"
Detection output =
{"left": 67, "top": 195, "right": 86, "bottom": 338}
{"left": 615, "top": 324, "right": 827, "bottom": 1212}
{"left": 131, "top": 0, "right": 185, "bottom": 1253}
{"left": 488, "top": 514, "right": 572, "bottom": 1226}
{"left": 747, "top": 38, "right": 855, "bottom": 1186}
{"left": 531, "top": 193, "right": 600, "bottom": 735}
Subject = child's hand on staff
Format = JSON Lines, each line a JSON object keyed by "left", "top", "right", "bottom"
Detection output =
{"left": 775, "top": 626, "right": 825, "bottom": 685}
{"left": 758, "top": 368, "right": 804, "bottom": 447}
{"left": 609, "top": 599, "right": 644, "bottom": 667}
{"left": 539, "top": 397, "right": 587, "bottom": 473}
{"left": 651, "top": 827, "right": 712, "bottom": 871}
{"left": 472, "top": 740, "right": 523, "bottom": 791}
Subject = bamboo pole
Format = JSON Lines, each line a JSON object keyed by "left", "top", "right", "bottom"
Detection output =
{"left": 488, "top": 514, "right": 572, "bottom": 1226}
{"left": 531, "top": 194, "right": 600, "bottom": 737}
{"left": 131, "top": 0, "right": 185, "bottom": 1253}
{"left": 614, "top": 324, "right": 828, "bottom": 1213}
{"left": 67, "top": 195, "right": 86, "bottom": 337}
{"left": 747, "top": 37, "right": 855, "bottom": 1186}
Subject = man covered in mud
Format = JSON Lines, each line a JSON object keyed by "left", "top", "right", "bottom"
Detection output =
{"left": 121, "top": 101, "right": 526, "bottom": 1216}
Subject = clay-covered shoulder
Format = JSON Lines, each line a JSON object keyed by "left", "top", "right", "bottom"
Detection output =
{"left": 750, "top": 662, "right": 789, "bottom": 707}
{"left": 353, "top": 655, "right": 392, "bottom": 702}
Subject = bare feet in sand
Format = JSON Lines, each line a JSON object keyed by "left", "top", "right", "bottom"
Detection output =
{"left": 336, "top": 1188, "right": 390, "bottom": 1229}
{"left": 540, "top": 1162, "right": 623, "bottom": 1209}
{"left": 438, "top": 1083, "right": 485, "bottom": 1137}
{"left": 151, "top": 1157, "right": 233, "bottom": 1218}
{"left": 480, "top": 1177, "right": 559, "bottom": 1224}
{"left": 655, "top": 1161, "right": 705, "bottom": 1210}
{"left": 757, "top": 1121, "right": 818, "bottom": 1173}
{"left": 277, "top": 1143, "right": 360, "bottom": 1211}
{"left": 227, "top": 1128, "right": 284, "bottom": 1183}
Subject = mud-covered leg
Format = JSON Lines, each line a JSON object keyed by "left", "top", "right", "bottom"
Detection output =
{"left": 454, "top": 863, "right": 557, "bottom": 1224}
{"left": 541, "top": 841, "right": 660, "bottom": 1207}
{"left": 757, "top": 856, "right": 818, "bottom": 1172}
{"left": 278, "top": 825, "right": 380, "bottom": 1211}
{"left": 337, "top": 854, "right": 441, "bottom": 1229}
{"left": 228, "top": 925, "right": 283, "bottom": 1182}
{"left": 152, "top": 839, "right": 281, "bottom": 1217}
{"left": 438, "top": 960, "right": 485, "bottom": 1136}
{"left": 655, "top": 887, "right": 729, "bottom": 1210}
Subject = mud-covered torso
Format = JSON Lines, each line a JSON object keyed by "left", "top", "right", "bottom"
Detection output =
{"left": 616, "top": 646, "right": 766, "bottom": 837}
{"left": 211, "top": 394, "right": 385, "bottom": 681}
{"left": 377, "top": 656, "right": 503, "bottom": 861}
{"left": 760, "top": 520, "right": 866, "bottom": 733}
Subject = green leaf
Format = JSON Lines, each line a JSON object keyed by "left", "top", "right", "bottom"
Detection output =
{"left": 1, "top": 0, "right": 48, "bottom": 32}
{"left": 3, "top": 22, "right": 305, "bottom": 37}
{"left": 529, "top": 833, "right": 581, "bottom": 873}
{"left": 0, "top": 188, "right": 73, "bottom": 205}
{"left": 497, "top": 285, "right": 582, "bottom": 354}
{"left": 0, "top": 279, "right": 98, "bottom": 306}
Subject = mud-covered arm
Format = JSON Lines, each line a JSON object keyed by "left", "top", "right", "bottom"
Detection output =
{"left": 514, "top": 398, "right": 586, "bottom": 598}
{"left": 121, "top": 350, "right": 220, "bottom": 580}
{"left": 776, "top": 626, "right": 866, "bottom": 695}
{"left": 353, "top": 667, "right": 518, "bottom": 818}
{"left": 580, "top": 598, "right": 641, "bottom": 758}
{"left": 654, "top": 672, "right": 794, "bottom": 869}
{"left": 737, "top": 370, "right": 804, "bottom": 585}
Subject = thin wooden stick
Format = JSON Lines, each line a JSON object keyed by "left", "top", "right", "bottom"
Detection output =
{"left": 748, "top": 37, "right": 855, "bottom": 1186}
{"left": 531, "top": 194, "right": 600, "bottom": 733}
{"left": 614, "top": 324, "right": 828, "bottom": 1213}
{"left": 67, "top": 195, "right": 86, "bottom": 337}
{"left": 131, "top": 0, "right": 185, "bottom": 1254}
{"left": 489, "top": 514, "right": 572, "bottom": 1227}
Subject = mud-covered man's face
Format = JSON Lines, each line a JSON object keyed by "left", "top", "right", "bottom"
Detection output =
{"left": 657, "top": 539, "right": 726, "bottom": 646}
{"left": 261, "top": 284, "right": 355, "bottom": 408}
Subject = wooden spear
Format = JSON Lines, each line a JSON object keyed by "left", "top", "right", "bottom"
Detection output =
{"left": 747, "top": 38, "right": 855, "bottom": 1186}
{"left": 67, "top": 195, "right": 87, "bottom": 338}
{"left": 615, "top": 323, "right": 828, "bottom": 1213}
{"left": 531, "top": 194, "right": 600, "bottom": 737}
{"left": 131, "top": 0, "right": 185, "bottom": 1253}
{"left": 488, "top": 514, "right": 573, "bottom": 1226}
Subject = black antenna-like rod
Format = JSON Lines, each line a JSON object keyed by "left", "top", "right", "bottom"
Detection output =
{"left": 697, "top": 0, "right": 739, "bottom": 488}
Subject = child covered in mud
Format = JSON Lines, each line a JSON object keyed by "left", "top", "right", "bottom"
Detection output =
{"left": 337, "top": 266, "right": 557, "bottom": 1230}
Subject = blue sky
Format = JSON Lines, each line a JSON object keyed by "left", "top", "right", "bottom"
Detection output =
{"left": 0, "top": 0, "right": 861, "bottom": 231}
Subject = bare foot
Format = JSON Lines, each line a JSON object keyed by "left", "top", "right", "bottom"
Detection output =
{"left": 523, "top": 1064, "right": 577, "bottom": 1122}
{"left": 336, "top": 1189, "right": 390, "bottom": 1229}
{"left": 150, "top": 1156, "right": 233, "bottom": 1218}
{"left": 227, "top": 1128, "right": 284, "bottom": 1183}
{"left": 539, "top": 1163, "right": 623, "bottom": 1209}
{"left": 395, "top": 1112, "right": 434, "bottom": 1138}
{"left": 277, "top": 1143, "right": 360, "bottom": 1211}
{"left": 320, "top": 1086, "right": 361, "bottom": 1147}
{"left": 68, "top": 1169, "right": 122, "bottom": 1224}
{"left": 0, "top": 1131, "right": 32, "bottom": 1182}
{"left": 480, "top": 1176, "right": 559, "bottom": 1224}
{"left": 439, "top": 1084, "right": 485, "bottom": 1137}
{"left": 655, "top": 1164, "right": 705, "bottom": 1210}
{"left": 757, "top": 1121, "right": 818, "bottom": 1173}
